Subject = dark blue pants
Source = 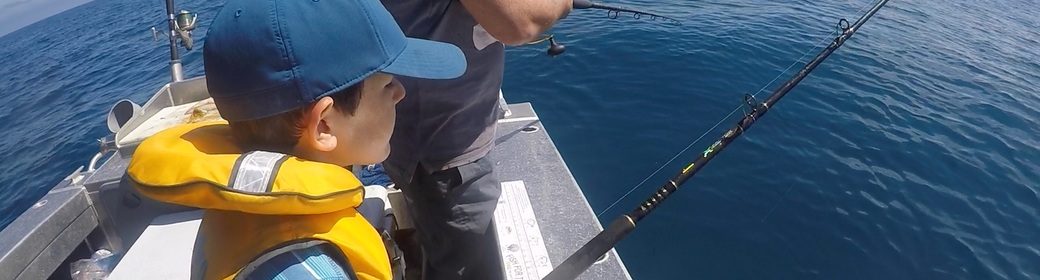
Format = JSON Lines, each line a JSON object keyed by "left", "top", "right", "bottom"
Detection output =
{"left": 384, "top": 155, "right": 502, "bottom": 280}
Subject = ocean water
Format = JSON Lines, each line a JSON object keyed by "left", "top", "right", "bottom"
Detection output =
{"left": 1, "top": 0, "right": 1038, "bottom": 279}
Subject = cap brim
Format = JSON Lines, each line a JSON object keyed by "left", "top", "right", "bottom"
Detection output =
{"left": 382, "top": 38, "right": 466, "bottom": 80}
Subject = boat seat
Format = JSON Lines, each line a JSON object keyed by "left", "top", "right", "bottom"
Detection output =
{"left": 107, "top": 186, "right": 394, "bottom": 279}
{"left": 107, "top": 209, "right": 203, "bottom": 279}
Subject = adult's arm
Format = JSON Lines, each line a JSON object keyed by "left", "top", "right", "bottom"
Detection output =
{"left": 459, "top": 0, "right": 572, "bottom": 45}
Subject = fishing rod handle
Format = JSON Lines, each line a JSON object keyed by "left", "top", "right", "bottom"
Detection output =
{"left": 542, "top": 216, "right": 636, "bottom": 280}
{"left": 572, "top": 0, "right": 594, "bottom": 9}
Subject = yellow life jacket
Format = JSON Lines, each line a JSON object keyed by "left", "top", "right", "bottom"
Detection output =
{"left": 127, "top": 121, "right": 391, "bottom": 280}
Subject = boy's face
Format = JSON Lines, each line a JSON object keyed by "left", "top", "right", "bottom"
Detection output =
{"left": 324, "top": 72, "right": 405, "bottom": 166}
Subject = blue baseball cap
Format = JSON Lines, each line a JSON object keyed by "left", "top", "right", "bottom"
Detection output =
{"left": 203, "top": 0, "right": 467, "bottom": 121}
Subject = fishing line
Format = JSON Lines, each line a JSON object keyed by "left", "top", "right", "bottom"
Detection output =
{"left": 756, "top": 0, "right": 878, "bottom": 223}
{"left": 597, "top": 29, "right": 839, "bottom": 217}
{"left": 596, "top": 0, "right": 880, "bottom": 218}
{"left": 547, "top": 1, "right": 890, "bottom": 277}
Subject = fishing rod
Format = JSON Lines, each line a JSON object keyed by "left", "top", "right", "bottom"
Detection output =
{"left": 573, "top": 0, "right": 681, "bottom": 25}
{"left": 152, "top": 0, "right": 198, "bottom": 82}
{"left": 530, "top": 0, "right": 681, "bottom": 56}
{"left": 542, "top": 0, "right": 891, "bottom": 279}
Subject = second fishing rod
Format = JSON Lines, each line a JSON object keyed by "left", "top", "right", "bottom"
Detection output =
{"left": 542, "top": 0, "right": 892, "bottom": 279}
{"left": 530, "top": 0, "right": 680, "bottom": 56}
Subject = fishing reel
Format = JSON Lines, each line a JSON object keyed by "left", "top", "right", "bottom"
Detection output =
{"left": 527, "top": 34, "right": 567, "bottom": 57}
{"left": 174, "top": 10, "right": 198, "bottom": 50}
{"left": 151, "top": 10, "right": 198, "bottom": 51}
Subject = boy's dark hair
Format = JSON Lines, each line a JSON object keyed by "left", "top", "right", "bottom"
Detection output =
{"left": 228, "top": 81, "right": 365, "bottom": 153}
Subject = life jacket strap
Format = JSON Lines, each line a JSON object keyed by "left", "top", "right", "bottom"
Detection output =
{"left": 235, "top": 239, "right": 354, "bottom": 280}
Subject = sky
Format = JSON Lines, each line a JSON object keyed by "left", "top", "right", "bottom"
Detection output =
{"left": 0, "top": 0, "right": 92, "bottom": 36}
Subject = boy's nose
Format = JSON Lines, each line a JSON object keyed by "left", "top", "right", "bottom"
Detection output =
{"left": 391, "top": 78, "right": 405, "bottom": 104}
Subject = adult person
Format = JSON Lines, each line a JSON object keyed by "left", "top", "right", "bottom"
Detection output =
{"left": 125, "top": 0, "right": 467, "bottom": 278}
{"left": 376, "top": 0, "right": 573, "bottom": 279}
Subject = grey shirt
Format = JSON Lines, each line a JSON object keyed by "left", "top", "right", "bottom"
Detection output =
{"left": 380, "top": 0, "right": 505, "bottom": 180}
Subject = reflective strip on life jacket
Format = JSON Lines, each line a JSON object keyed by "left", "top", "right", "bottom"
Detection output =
{"left": 228, "top": 151, "right": 289, "bottom": 194}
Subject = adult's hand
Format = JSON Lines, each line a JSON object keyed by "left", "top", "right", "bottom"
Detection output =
{"left": 459, "top": 0, "right": 572, "bottom": 45}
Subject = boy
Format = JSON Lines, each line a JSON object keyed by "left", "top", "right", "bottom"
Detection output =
{"left": 125, "top": 0, "right": 466, "bottom": 278}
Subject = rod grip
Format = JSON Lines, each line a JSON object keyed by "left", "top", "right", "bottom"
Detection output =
{"left": 572, "top": 0, "right": 594, "bottom": 9}
{"left": 542, "top": 216, "right": 636, "bottom": 280}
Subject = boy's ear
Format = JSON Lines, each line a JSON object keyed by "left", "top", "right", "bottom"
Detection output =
{"left": 302, "top": 96, "right": 337, "bottom": 152}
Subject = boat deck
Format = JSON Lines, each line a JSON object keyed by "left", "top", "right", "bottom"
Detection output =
{"left": 492, "top": 103, "right": 631, "bottom": 280}
{"left": 0, "top": 102, "right": 631, "bottom": 280}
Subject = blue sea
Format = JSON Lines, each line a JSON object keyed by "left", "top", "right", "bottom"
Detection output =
{"left": 1, "top": 0, "right": 1038, "bottom": 279}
